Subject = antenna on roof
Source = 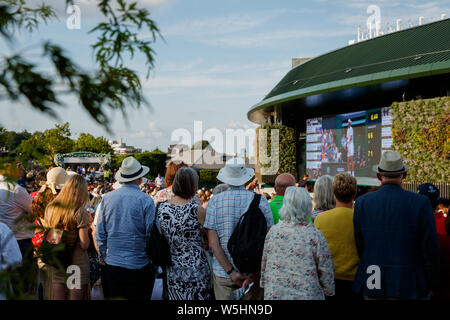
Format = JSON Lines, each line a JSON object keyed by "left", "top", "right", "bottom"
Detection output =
{"left": 396, "top": 19, "right": 402, "bottom": 31}
{"left": 357, "top": 26, "right": 362, "bottom": 42}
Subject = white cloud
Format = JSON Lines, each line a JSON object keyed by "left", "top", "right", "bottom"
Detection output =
{"left": 148, "top": 121, "right": 163, "bottom": 137}
{"left": 162, "top": 9, "right": 286, "bottom": 38}
{"left": 225, "top": 121, "right": 258, "bottom": 130}
{"left": 191, "top": 28, "right": 355, "bottom": 48}
{"left": 143, "top": 74, "right": 281, "bottom": 91}
{"left": 330, "top": 1, "right": 450, "bottom": 31}
{"left": 130, "top": 130, "right": 147, "bottom": 137}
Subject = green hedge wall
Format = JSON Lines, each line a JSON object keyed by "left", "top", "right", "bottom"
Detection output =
{"left": 199, "top": 169, "right": 220, "bottom": 184}
{"left": 391, "top": 97, "right": 449, "bottom": 182}
{"left": 256, "top": 124, "right": 297, "bottom": 178}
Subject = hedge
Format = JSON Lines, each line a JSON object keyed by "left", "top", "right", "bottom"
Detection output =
{"left": 391, "top": 96, "right": 449, "bottom": 182}
{"left": 199, "top": 169, "right": 220, "bottom": 184}
{"left": 256, "top": 124, "right": 297, "bottom": 178}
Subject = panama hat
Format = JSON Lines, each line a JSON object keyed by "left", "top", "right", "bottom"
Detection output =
{"left": 373, "top": 150, "right": 409, "bottom": 177}
{"left": 217, "top": 158, "right": 254, "bottom": 187}
{"left": 115, "top": 156, "right": 149, "bottom": 183}
{"left": 39, "top": 167, "right": 70, "bottom": 194}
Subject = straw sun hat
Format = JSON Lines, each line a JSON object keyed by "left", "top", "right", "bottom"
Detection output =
{"left": 39, "top": 167, "right": 70, "bottom": 194}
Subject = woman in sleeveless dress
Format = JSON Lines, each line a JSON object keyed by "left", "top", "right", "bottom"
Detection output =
{"left": 157, "top": 167, "right": 212, "bottom": 300}
{"left": 43, "top": 174, "right": 91, "bottom": 300}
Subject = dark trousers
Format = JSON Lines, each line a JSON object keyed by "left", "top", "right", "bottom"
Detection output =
{"left": 326, "top": 279, "right": 362, "bottom": 300}
{"left": 16, "top": 238, "right": 35, "bottom": 296}
{"left": 17, "top": 238, "right": 33, "bottom": 261}
{"left": 102, "top": 263, "right": 155, "bottom": 300}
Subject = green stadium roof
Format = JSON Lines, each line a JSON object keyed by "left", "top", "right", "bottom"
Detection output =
{"left": 248, "top": 18, "right": 450, "bottom": 123}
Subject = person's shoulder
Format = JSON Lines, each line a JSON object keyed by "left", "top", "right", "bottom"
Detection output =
{"left": 403, "top": 190, "right": 431, "bottom": 208}
{"left": 101, "top": 188, "right": 116, "bottom": 200}
{"left": 401, "top": 188, "right": 427, "bottom": 200}
{"left": 0, "top": 221, "right": 12, "bottom": 236}
{"left": 355, "top": 188, "right": 381, "bottom": 203}
{"left": 211, "top": 189, "right": 230, "bottom": 200}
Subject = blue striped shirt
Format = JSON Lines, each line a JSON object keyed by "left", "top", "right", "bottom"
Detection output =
{"left": 204, "top": 186, "right": 273, "bottom": 278}
{"left": 95, "top": 184, "right": 155, "bottom": 269}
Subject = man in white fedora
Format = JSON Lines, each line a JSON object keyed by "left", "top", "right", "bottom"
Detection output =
{"left": 204, "top": 158, "right": 273, "bottom": 300}
{"left": 95, "top": 156, "right": 156, "bottom": 300}
{"left": 352, "top": 150, "right": 440, "bottom": 300}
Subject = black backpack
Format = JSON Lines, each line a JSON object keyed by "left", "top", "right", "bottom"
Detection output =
{"left": 146, "top": 201, "right": 173, "bottom": 267}
{"left": 227, "top": 194, "right": 267, "bottom": 274}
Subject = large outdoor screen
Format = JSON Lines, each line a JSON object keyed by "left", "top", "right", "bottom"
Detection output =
{"left": 306, "top": 107, "right": 392, "bottom": 185}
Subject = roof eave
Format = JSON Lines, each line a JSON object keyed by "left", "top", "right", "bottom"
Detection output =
{"left": 247, "top": 61, "right": 450, "bottom": 124}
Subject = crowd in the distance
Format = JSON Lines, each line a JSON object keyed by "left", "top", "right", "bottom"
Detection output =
{"left": 0, "top": 150, "right": 449, "bottom": 300}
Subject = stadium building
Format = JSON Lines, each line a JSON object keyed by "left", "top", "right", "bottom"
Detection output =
{"left": 248, "top": 18, "right": 450, "bottom": 190}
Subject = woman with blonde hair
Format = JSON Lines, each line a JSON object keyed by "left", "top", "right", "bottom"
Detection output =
{"left": 42, "top": 174, "right": 91, "bottom": 300}
{"left": 31, "top": 167, "right": 69, "bottom": 300}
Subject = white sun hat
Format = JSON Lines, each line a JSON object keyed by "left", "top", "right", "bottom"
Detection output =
{"left": 115, "top": 156, "right": 150, "bottom": 183}
{"left": 217, "top": 157, "right": 254, "bottom": 187}
{"left": 39, "top": 167, "right": 70, "bottom": 194}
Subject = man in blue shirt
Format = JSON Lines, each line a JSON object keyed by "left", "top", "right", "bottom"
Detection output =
{"left": 95, "top": 156, "right": 155, "bottom": 300}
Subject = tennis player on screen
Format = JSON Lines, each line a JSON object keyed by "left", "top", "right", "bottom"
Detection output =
{"left": 346, "top": 118, "right": 354, "bottom": 175}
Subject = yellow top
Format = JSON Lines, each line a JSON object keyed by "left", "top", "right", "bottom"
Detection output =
{"left": 314, "top": 207, "right": 359, "bottom": 281}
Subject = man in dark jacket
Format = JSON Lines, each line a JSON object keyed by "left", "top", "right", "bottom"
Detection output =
{"left": 352, "top": 150, "right": 440, "bottom": 299}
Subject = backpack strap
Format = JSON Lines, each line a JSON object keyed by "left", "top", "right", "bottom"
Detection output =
{"left": 249, "top": 193, "right": 261, "bottom": 211}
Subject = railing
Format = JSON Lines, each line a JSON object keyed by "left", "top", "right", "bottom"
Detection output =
{"left": 402, "top": 181, "right": 450, "bottom": 199}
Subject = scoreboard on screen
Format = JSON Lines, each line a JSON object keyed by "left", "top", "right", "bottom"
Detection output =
{"left": 367, "top": 109, "right": 382, "bottom": 169}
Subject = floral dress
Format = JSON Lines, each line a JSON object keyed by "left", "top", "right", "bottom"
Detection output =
{"left": 260, "top": 221, "right": 335, "bottom": 300}
{"left": 157, "top": 199, "right": 212, "bottom": 300}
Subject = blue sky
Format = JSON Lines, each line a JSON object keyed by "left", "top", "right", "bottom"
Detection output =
{"left": 1, "top": 0, "right": 449, "bottom": 155}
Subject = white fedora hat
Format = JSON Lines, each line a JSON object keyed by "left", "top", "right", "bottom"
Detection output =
{"left": 373, "top": 150, "right": 409, "bottom": 177}
{"left": 217, "top": 158, "right": 254, "bottom": 187}
{"left": 115, "top": 156, "right": 150, "bottom": 183}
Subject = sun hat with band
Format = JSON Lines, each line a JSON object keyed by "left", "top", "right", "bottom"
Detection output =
{"left": 217, "top": 157, "right": 254, "bottom": 187}
{"left": 39, "top": 167, "right": 70, "bottom": 195}
{"left": 373, "top": 150, "right": 409, "bottom": 177}
{"left": 115, "top": 156, "right": 149, "bottom": 183}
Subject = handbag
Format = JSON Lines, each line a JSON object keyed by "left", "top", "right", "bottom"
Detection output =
{"left": 38, "top": 227, "right": 72, "bottom": 270}
{"left": 146, "top": 201, "right": 173, "bottom": 267}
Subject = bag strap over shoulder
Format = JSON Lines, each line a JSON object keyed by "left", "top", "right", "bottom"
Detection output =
{"left": 153, "top": 200, "right": 167, "bottom": 229}
{"left": 248, "top": 193, "right": 261, "bottom": 211}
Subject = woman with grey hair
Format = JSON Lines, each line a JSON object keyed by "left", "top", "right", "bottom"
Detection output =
{"left": 156, "top": 167, "right": 212, "bottom": 300}
{"left": 260, "top": 186, "right": 335, "bottom": 300}
{"left": 312, "top": 175, "right": 336, "bottom": 219}
{"left": 212, "top": 183, "right": 229, "bottom": 196}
